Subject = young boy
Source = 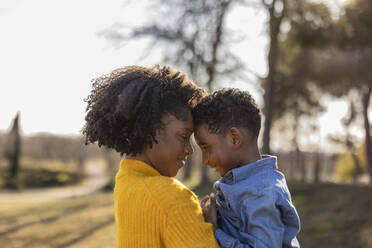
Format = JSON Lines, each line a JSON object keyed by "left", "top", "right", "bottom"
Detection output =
{"left": 193, "top": 88, "right": 300, "bottom": 248}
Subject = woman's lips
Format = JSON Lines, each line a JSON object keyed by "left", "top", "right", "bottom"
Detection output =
{"left": 177, "top": 158, "right": 186, "bottom": 167}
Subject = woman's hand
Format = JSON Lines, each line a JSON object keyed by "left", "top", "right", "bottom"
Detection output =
{"left": 200, "top": 193, "right": 217, "bottom": 232}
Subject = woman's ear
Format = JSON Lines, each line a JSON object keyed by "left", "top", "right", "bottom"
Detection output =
{"left": 227, "top": 127, "right": 242, "bottom": 148}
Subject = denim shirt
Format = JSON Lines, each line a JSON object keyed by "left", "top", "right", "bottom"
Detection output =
{"left": 214, "top": 155, "right": 300, "bottom": 248}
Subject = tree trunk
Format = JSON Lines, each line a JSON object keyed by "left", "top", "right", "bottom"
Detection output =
{"left": 290, "top": 106, "right": 300, "bottom": 180}
{"left": 10, "top": 144, "right": 20, "bottom": 178}
{"left": 298, "top": 148, "right": 306, "bottom": 181}
{"left": 6, "top": 113, "right": 21, "bottom": 188}
{"left": 262, "top": 0, "right": 286, "bottom": 154}
{"left": 313, "top": 153, "right": 321, "bottom": 182}
{"left": 362, "top": 83, "right": 372, "bottom": 184}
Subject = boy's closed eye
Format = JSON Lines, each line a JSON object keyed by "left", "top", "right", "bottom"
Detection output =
{"left": 200, "top": 145, "right": 210, "bottom": 151}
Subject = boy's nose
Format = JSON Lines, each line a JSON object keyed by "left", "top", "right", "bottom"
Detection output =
{"left": 202, "top": 151, "right": 209, "bottom": 166}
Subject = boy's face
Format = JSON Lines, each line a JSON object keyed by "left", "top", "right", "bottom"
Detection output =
{"left": 194, "top": 124, "right": 236, "bottom": 177}
{"left": 146, "top": 112, "right": 194, "bottom": 177}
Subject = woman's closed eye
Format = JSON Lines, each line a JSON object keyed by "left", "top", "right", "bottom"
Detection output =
{"left": 180, "top": 134, "right": 190, "bottom": 141}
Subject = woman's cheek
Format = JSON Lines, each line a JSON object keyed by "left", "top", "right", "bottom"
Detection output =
{"left": 174, "top": 139, "right": 184, "bottom": 156}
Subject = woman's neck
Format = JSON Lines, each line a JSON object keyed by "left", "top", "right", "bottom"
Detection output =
{"left": 126, "top": 153, "right": 153, "bottom": 167}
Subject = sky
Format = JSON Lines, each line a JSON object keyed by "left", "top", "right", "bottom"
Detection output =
{"left": 0, "top": 0, "right": 358, "bottom": 151}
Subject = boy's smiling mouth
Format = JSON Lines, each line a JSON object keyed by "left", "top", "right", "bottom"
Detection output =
{"left": 211, "top": 165, "right": 218, "bottom": 173}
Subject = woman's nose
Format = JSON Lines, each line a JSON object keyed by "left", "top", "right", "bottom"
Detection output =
{"left": 185, "top": 141, "right": 194, "bottom": 156}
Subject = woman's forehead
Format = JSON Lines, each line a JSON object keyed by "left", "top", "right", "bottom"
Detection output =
{"left": 162, "top": 113, "right": 194, "bottom": 131}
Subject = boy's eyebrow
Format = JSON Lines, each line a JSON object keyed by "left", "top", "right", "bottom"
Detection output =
{"left": 197, "top": 141, "right": 207, "bottom": 146}
{"left": 182, "top": 128, "right": 193, "bottom": 133}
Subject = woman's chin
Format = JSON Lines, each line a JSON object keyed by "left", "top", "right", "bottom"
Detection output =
{"left": 177, "top": 160, "right": 185, "bottom": 168}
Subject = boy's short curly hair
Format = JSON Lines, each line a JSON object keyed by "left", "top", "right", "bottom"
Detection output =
{"left": 192, "top": 88, "right": 261, "bottom": 137}
{"left": 82, "top": 65, "right": 206, "bottom": 155}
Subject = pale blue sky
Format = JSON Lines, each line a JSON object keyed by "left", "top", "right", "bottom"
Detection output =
{"left": 0, "top": 0, "right": 358, "bottom": 151}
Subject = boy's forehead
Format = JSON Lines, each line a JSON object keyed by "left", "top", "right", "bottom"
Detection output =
{"left": 194, "top": 124, "right": 213, "bottom": 141}
{"left": 195, "top": 124, "right": 208, "bottom": 134}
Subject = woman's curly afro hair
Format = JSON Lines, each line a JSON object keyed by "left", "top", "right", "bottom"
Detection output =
{"left": 82, "top": 65, "right": 206, "bottom": 156}
{"left": 192, "top": 88, "right": 261, "bottom": 137}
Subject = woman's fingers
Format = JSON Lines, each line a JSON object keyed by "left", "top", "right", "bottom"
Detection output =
{"left": 210, "top": 193, "right": 216, "bottom": 208}
{"left": 200, "top": 195, "right": 210, "bottom": 208}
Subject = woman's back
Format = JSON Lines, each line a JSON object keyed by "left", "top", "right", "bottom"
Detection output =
{"left": 114, "top": 159, "right": 218, "bottom": 248}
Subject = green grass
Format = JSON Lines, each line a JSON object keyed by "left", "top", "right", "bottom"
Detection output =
{"left": 289, "top": 182, "right": 372, "bottom": 247}
{"left": 0, "top": 158, "right": 83, "bottom": 189}
{"left": 0, "top": 193, "right": 116, "bottom": 248}
{"left": 1, "top": 182, "right": 372, "bottom": 247}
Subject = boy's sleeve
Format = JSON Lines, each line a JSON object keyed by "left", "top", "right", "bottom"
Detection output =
{"left": 215, "top": 228, "right": 269, "bottom": 248}
{"left": 163, "top": 193, "right": 220, "bottom": 248}
{"left": 215, "top": 187, "right": 285, "bottom": 248}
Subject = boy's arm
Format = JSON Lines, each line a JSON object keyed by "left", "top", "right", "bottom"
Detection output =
{"left": 214, "top": 228, "right": 267, "bottom": 248}
{"left": 216, "top": 188, "right": 297, "bottom": 248}
{"left": 215, "top": 187, "right": 293, "bottom": 248}
{"left": 201, "top": 194, "right": 258, "bottom": 247}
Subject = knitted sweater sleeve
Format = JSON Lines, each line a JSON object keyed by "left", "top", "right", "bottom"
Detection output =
{"left": 154, "top": 178, "right": 219, "bottom": 248}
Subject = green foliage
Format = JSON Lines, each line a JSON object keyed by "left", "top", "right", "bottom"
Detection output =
{"left": 20, "top": 157, "right": 78, "bottom": 172}
{"left": 335, "top": 144, "right": 366, "bottom": 182}
{"left": 335, "top": 153, "right": 356, "bottom": 183}
{"left": 270, "top": 0, "right": 333, "bottom": 123}
{"left": 309, "top": 0, "right": 372, "bottom": 95}
{"left": 291, "top": 182, "right": 372, "bottom": 247}
{"left": 0, "top": 168, "right": 83, "bottom": 189}
{"left": 287, "top": 0, "right": 334, "bottom": 48}
{"left": 342, "top": 0, "right": 372, "bottom": 48}
{"left": 0, "top": 158, "right": 83, "bottom": 189}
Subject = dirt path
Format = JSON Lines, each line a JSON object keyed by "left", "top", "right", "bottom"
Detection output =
{"left": 0, "top": 160, "right": 111, "bottom": 202}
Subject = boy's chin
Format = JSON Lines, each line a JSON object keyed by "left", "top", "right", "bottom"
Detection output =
{"left": 214, "top": 167, "right": 225, "bottom": 177}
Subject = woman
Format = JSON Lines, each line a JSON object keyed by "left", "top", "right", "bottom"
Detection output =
{"left": 83, "top": 65, "right": 219, "bottom": 248}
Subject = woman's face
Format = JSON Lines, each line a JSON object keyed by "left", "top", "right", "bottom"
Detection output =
{"left": 145, "top": 112, "right": 194, "bottom": 177}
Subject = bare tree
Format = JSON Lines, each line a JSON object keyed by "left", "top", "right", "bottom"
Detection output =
{"left": 259, "top": 0, "right": 332, "bottom": 155}
{"left": 261, "top": 0, "right": 287, "bottom": 154}
{"left": 264, "top": 0, "right": 331, "bottom": 180}
{"left": 100, "top": 0, "right": 243, "bottom": 183}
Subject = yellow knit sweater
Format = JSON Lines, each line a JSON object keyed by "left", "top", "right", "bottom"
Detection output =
{"left": 114, "top": 159, "right": 219, "bottom": 248}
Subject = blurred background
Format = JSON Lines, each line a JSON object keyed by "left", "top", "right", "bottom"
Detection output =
{"left": 1, "top": 0, "right": 372, "bottom": 247}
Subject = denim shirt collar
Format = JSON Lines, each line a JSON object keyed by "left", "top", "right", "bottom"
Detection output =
{"left": 220, "top": 155, "right": 278, "bottom": 184}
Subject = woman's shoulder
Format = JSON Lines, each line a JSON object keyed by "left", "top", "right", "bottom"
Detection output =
{"left": 145, "top": 176, "right": 199, "bottom": 206}
{"left": 145, "top": 176, "right": 195, "bottom": 196}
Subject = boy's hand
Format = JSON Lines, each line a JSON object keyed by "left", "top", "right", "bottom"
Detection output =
{"left": 200, "top": 193, "right": 217, "bottom": 231}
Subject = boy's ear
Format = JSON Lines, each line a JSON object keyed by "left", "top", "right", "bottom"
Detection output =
{"left": 227, "top": 127, "right": 242, "bottom": 148}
